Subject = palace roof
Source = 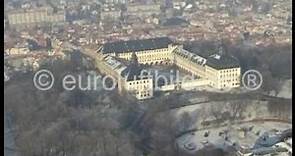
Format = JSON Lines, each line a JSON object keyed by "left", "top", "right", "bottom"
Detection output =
{"left": 101, "top": 37, "right": 173, "bottom": 54}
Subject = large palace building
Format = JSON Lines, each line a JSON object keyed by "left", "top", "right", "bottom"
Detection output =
{"left": 96, "top": 37, "right": 241, "bottom": 100}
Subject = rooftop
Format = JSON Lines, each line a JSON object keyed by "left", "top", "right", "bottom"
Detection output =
{"left": 100, "top": 37, "right": 173, "bottom": 54}
{"left": 174, "top": 48, "right": 239, "bottom": 69}
{"left": 121, "top": 65, "right": 148, "bottom": 81}
{"left": 174, "top": 48, "right": 207, "bottom": 66}
{"left": 162, "top": 17, "right": 189, "bottom": 27}
{"left": 104, "top": 55, "right": 127, "bottom": 75}
{"left": 116, "top": 52, "right": 149, "bottom": 81}
{"left": 206, "top": 54, "right": 240, "bottom": 70}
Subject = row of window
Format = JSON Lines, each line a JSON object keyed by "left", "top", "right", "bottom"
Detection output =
{"left": 139, "top": 58, "right": 169, "bottom": 63}
{"left": 220, "top": 73, "right": 239, "bottom": 78}
{"left": 129, "top": 80, "right": 149, "bottom": 85}
{"left": 220, "top": 80, "right": 238, "bottom": 84}
{"left": 221, "top": 83, "right": 240, "bottom": 87}
{"left": 219, "top": 69, "right": 239, "bottom": 73}
{"left": 124, "top": 55, "right": 169, "bottom": 62}
{"left": 137, "top": 91, "right": 151, "bottom": 98}
{"left": 139, "top": 93, "right": 151, "bottom": 98}
{"left": 220, "top": 79, "right": 239, "bottom": 83}
{"left": 137, "top": 53, "right": 170, "bottom": 59}
{"left": 131, "top": 85, "right": 149, "bottom": 89}
{"left": 118, "top": 49, "right": 169, "bottom": 56}
{"left": 128, "top": 84, "right": 151, "bottom": 90}
{"left": 139, "top": 52, "right": 170, "bottom": 57}
{"left": 136, "top": 90, "right": 150, "bottom": 95}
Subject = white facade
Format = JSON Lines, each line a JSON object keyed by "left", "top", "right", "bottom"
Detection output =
{"left": 124, "top": 78, "right": 153, "bottom": 100}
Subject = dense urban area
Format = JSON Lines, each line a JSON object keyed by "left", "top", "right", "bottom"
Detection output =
{"left": 4, "top": 0, "right": 292, "bottom": 156}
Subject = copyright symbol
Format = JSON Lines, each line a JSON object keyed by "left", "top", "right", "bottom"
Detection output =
{"left": 33, "top": 69, "right": 54, "bottom": 91}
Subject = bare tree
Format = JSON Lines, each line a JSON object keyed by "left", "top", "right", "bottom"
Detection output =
{"left": 177, "top": 112, "right": 194, "bottom": 133}
{"left": 227, "top": 100, "right": 248, "bottom": 119}
{"left": 210, "top": 103, "right": 224, "bottom": 121}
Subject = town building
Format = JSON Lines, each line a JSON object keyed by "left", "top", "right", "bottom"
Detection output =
{"left": 105, "top": 0, "right": 127, "bottom": 4}
{"left": 127, "top": 3, "right": 161, "bottom": 17}
{"left": 7, "top": 7, "right": 65, "bottom": 29}
{"left": 7, "top": 47, "right": 30, "bottom": 55}
{"left": 205, "top": 54, "right": 241, "bottom": 89}
{"left": 100, "top": 10, "right": 121, "bottom": 21}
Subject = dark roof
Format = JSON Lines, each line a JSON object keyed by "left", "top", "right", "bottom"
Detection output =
{"left": 121, "top": 52, "right": 148, "bottom": 81}
{"left": 162, "top": 17, "right": 189, "bottom": 27}
{"left": 206, "top": 54, "right": 240, "bottom": 70}
{"left": 121, "top": 65, "right": 149, "bottom": 81}
{"left": 182, "top": 45, "right": 240, "bottom": 69}
{"left": 183, "top": 46, "right": 217, "bottom": 58}
{"left": 101, "top": 37, "right": 173, "bottom": 54}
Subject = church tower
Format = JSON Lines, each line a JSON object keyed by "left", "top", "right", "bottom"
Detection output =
{"left": 130, "top": 51, "right": 139, "bottom": 67}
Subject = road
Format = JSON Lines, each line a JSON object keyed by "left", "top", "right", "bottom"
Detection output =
{"left": 167, "top": 91, "right": 292, "bottom": 110}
